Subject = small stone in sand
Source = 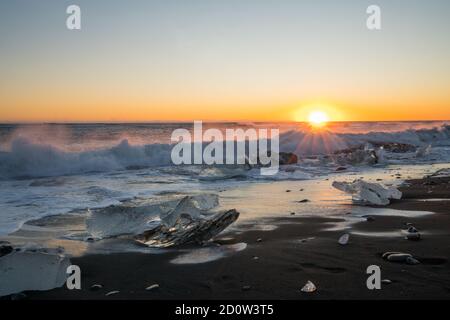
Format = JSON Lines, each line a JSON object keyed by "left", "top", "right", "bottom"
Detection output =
{"left": 338, "top": 233, "right": 350, "bottom": 245}
{"left": 406, "top": 257, "right": 421, "bottom": 265}
{"left": 298, "top": 199, "right": 310, "bottom": 203}
{"left": 242, "top": 285, "right": 251, "bottom": 291}
{"left": 253, "top": 256, "right": 259, "bottom": 260}
{"left": 290, "top": 212, "right": 296, "bottom": 216}
{"left": 301, "top": 281, "right": 317, "bottom": 293}
{"left": 406, "top": 232, "right": 421, "bottom": 241}
{"left": 90, "top": 284, "right": 103, "bottom": 291}
{"left": 105, "top": 290, "right": 120, "bottom": 296}
{"left": 386, "top": 253, "right": 412, "bottom": 262}
{"left": 146, "top": 284, "right": 160, "bottom": 291}
{"left": 286, "top": 190, "right": 291, "bottom": 192}
{"left": 256, "top": 238, "right": 263, "bottom": 243}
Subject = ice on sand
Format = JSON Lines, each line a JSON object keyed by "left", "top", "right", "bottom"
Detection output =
{"left": 332, "top": 180, "right": 402, "bottom": 206}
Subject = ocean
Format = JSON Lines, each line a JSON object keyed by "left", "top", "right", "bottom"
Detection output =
{"left": 0, "top": 121, "right": 449, "bottom": 246}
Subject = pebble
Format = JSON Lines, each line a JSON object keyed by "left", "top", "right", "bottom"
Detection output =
{"left": 105, "top": 290, "right": 120, "bottom": 296}
{"left": 90, "top": 284, "right": 103, "bottom": 291}
{"left": 145, "top": 284, "right": 160, "bottom": 291}
{"left": 290, "top": 212, "right": 296, "bottom": 216}
{"left": 242, "top": 285, "right": 251, "bottom": 291}
{"left": 386, "top": 253, "right": 412, "bottom": 262}
{"left": 407, "top": 226, "right": 418, "bottom": 233}
{"left": 406, "top": 232, "right": 421, "bottom": 241}
{"left": 338, "top": 234, "right": 350, "bottom": 245}
{"left": 256, "top": 238, "right": 263, "bottom": 243}
{"left": 406, "top": 257, "right": 421, "bottom": 265}
{"left": 298, "top": 199, "right": 310, "bottom": 203}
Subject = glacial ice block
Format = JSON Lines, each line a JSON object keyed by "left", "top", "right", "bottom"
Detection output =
{"left": 0, "top": 250, "right": 71, "bottom": 297}
{"left": 332, "top": 180, "right": 402, "bottom": 206}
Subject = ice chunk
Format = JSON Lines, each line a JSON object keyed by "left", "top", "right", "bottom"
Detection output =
{"left": 160, "top": 194, "right": 219, "bottom": 227}
{"left": 136, "top": 209, "right": 239, "bottom": 248}
{"left": 332, "top": 180, "right": 402, "bottom": 206}
{"left": 0, "top": 250, "right": 70, "bottom": 297}
{"left": 301, "top": 280, "right": 317, "bottom": 293}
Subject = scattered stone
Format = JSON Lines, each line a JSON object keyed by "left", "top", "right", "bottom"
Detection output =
{"left": 386, "top": 253, "right": 412, "bottom": 262}
{"left": 0, "top": 244, "right": 13, "bottom": 257}
{"left": 286, "top": 190, "right": 291, "bottom": 192}
{"left": 406, "top": 257, "right": 420, "bottom": 265}
{"left": 338, "top": 234, "right": 350, "bottom": 245}
{"left": 299, "top": 189, "right": 304, "bottom": 191}
{"left": 253, "top": 256, "right": 259, "bottom": 260}
{"left": 382, "top": 252, "right": 403, "bottom": 259}
{"left": 256, "top": 238, "right": 263, "bottom": 243}
{"left": 366, "top": 216, "right": 375, "bottom": 222}
{"left": 145, "top": 284, "right": 160, "bottom": 291}
{"left": 301, "top": 280, "right": 317, "bottom": 293}
{"left": 298, "top": 199, "right": 310, "bottom": 203}
{"left": 90, "top": 284, "right": 103, "bottom": 291}
{"left": 406, "top": 232, "right": 421, "bottom": 241}
{"left": 105, "top": 290, "right": 120, "bottom": 296}
{"left": 336, "top": 166, "right": 347, "bottom": 171}
{"left": 407, "top": 226, "right": 418, "bottom": 233}
{"left": 290, "top": 212, "right": 296, "bottom": 216}
{"left": 242, "top": 285, "right": 251, "bottom": 291}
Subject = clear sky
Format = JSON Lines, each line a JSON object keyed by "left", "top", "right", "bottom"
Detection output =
{"left": 0, "top": 0, "right": 449, "bottom": 122}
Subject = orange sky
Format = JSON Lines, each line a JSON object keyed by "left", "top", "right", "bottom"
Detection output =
{"left": 1, "top": 1, "right": 449, "bottom": 123}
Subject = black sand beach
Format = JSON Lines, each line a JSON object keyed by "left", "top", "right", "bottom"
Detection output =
{"left": 23, "top": 175, "right": 450, "bottom": 300}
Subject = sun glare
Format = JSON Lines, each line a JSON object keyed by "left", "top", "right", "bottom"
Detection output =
{"left": 308, "top": 111, "right": 329, "bottom": 127}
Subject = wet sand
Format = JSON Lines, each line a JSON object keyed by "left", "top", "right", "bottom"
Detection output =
{"left": 26, "top": 176, "right": 450, "bottom": 300}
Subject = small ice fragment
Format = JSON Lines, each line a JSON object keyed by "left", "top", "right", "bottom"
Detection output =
{"left": 338, "top": 234, "right": 350, "bottom": 245}
{"left": 301, "top": 281, "right": 317, "bottom": 293}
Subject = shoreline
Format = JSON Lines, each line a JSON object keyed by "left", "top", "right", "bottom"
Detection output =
{"left": 20, "top": 175, "right": 450, "bottom": 300}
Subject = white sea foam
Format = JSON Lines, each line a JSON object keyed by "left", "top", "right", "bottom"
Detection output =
{"left": 0, "top": 124, "right": 449, "bottom": 179}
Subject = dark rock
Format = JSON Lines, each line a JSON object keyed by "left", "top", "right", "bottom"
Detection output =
{"left": 0, "top": 244, "right": 13, "bottom": 257}
{"left": 279, "top": 152, "right": 298, "bottom": 165}
{"left": 336, "top": 166, "right": 347, "bottom": 171}
{"left": 298, "top": 199, "right": 310, "bottom": 203}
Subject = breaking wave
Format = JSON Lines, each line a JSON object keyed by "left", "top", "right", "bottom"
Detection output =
{"left": 0, "top": 124, "right": 449, "bottom": 179}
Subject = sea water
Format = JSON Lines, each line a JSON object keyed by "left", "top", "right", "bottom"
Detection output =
{"left": 0, "top": 121, "right": 449, "bottom": 252}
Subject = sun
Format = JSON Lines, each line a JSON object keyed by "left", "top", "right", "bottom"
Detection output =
{"left": 308, "top": 111, "right": 329, "bottom": 127}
